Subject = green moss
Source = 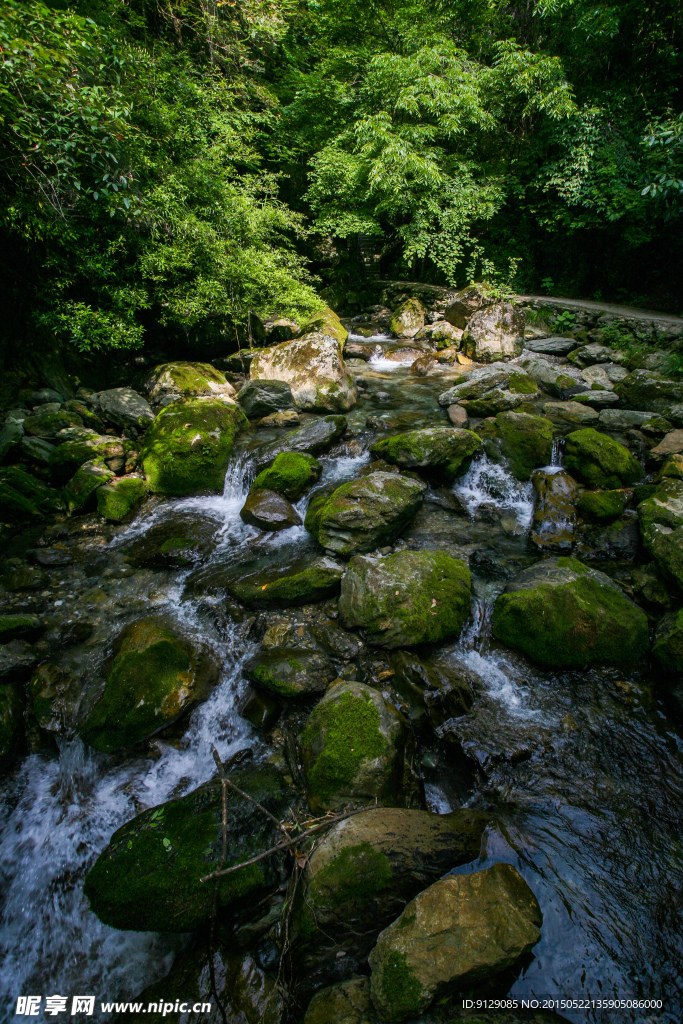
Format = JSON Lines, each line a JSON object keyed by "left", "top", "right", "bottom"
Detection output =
{"left": 64, "top": 458, "right": 114, "bottom": 512}
{"left": 250, "top": 452, "right": 321, "bottom": 502}
{"left": 653, "top": 609, "right": 683, "bottom": 671}
{"left": 0, "top": 614, "right": 41, "bottom": 642}
{"left": 578, "top": 489, "right": 630, "bottom": 519}
{"left": 565, "top": 428, "right": 643, "bottom": 489}
{"left": 229, "top": 559, "right": 343, "bottom": 607}
{"left": 508, "top": 372, "right": 538, "bottom": 394}
{"left": 494, "top": 411, "right": 553, "bottom": 480}
{"left": 370, "top": 427, "right": 482, "bottom": 481}
{"left": 377, "top": 950, "right": 422, "bottom": 1020}
{"left": 299, "top": 841, "right": 393, "bottom": 940}
{"left": 165, "top": 361, "right": 229, "bottom": 395}
{"left": 96, "top": 476, "right": 148, "bottom": 520}
{"left": 299, "top": 305, "right": 348, "bottom": 347}
{"left": 50, "top": 434, "right": 133, "bottom": 483}
{"left": 252, "top": 661, "right": 302, "bottom": 697}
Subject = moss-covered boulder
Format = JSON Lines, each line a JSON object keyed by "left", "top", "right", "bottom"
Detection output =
{"left": 147, "top": 361, "right": 237, "bottom": 407}
{"left": 0, "top": 683, "right": 24, "bottom": 769}
{"left": 390, "top": 298, "right": 425, "bottom": 339}
{"left": 577, "top": 489, "right": 631, "bottom": 520}
{"left": 28, "top": 663, "right": 80, "bottom": 738}
{"left": 368, "top": 864, "right": 542, "bottom": 1022}
{"left": 301, "top": 681, "right": 416, "bottom": 813}
{"left": 492, "top": 557, "right": 649, "bottom": 668}
{"left": 80, "top": 620, "right": 219, "bottom": 752}
{"left": 463, "top": 303, "right": 525, "bottom": 363}
{"left": 237, "top": 379, "right": 294, "bottom": 418}
{"left": 652, "top": 609, "right": 683, "bottom": 672}
{"left": 444, "top": 283, "right": 494, "bottom": 328}
{"left": 494, "top": 411, "right": 553, "bottom": 480}
{"left": 637, "top": 478, "right": 683, "bottom": 590}
{"left": 250, "top": 452, "right": 321, "bottom": 502}
{"left": 83, "top": 764, "right": 293, "bottom": 932}
{"left": 96, "top": 388, "right": 155, "bottom": 430}
{"left": 615, "top": 369, "right": 683, "bottom": 414}
{"left": 305, "top": 472, "right": 425, "bottom": 557}
{"left": 304, "top": 979, "right": 375, "bottom": 1024}
{"left": 122, "top": 511, "right": 216, "bottom": 569}
{"left": 0, "top": 467, "right": 62, "bottom": 520}
{"left": 49, "top": 433, "right": 132, "bottom": 484}
{"left": 0, "top": 615, "right": 43, "bottom": 643}
{"left": 339, "top": 551, "right": 472, "bottom": 649}
{"left": 227, "top": 555, "right": 344, "bottom": 607}
{"left": 240, "top": 489, "right": 302, "bottom": 531}
{"left": 96, "top": 475, "right": 148, "bottom": 520}
{"left": 254, "top": 415, "right": 347, "bottom": 472}
{"left": 23, "top": 407, "right": 83, "bottom": 438}
{"left": 292, "top": 807, "right": 489, "bottom": 997}
{"left": 244, "top": 647, "right": 337, "bottom": 698}
{"left": 565, "top": 428, "right": 643, "bottom": 489}
{"left": 63, "top": 459, "right": 114, "bottom": 512}
{"left": 370, "top": 428, "right": 482, "bottom": 482}
{"left": 140, "top": 398, "right": 247, "bottom": 496}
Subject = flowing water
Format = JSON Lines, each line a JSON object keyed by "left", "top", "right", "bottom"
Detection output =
{"left": 1, "top": 354, "right": 682, "bottom": 1022}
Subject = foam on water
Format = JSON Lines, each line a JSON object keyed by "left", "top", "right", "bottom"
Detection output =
{"left": 455, "top": 455, "right": 535, "bottom": 530}
{"left": 367, "top": 352, "right": 414, "bottom": 371}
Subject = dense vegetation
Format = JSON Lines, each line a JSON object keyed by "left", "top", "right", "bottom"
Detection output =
{"left": 1, "top": 0, "right": 682, "bottom": 371}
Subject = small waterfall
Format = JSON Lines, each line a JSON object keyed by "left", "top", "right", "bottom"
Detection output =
{"left": 550, "top": 437, "right": 565, "bottom": 466}
{"left": 454, "top": 455, "right": 535, "bottom": 531}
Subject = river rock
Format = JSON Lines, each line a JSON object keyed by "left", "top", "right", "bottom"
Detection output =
{"left": 95, "top": 388, "right": 155, "bottom": 430}
{"left": 390, "top": 298, "right": 425, "bottom": 338}
{"left": 390, "top": 650, "right": 474, "bottom": 731}
{"left": 305, "top": 472, "right": 425, "bottom": 557}
{"left": 0, "top": 466, "right": 62, "bottom": 519}
{"left": 577, "top": 489, "right": 631, "bottom": 519}
{"left": 0, "top": 559, "right": 48, "bottom": 592}
{"left": 0, "top": 615, "right": 43, "bottom": 644}
{"left": 80, "top": 620, "right": 219, "bottom": 752}
{"left": 237, "top": 379, "right": 294, "bottom": 418}
{"left": 444, "top": 284, "right": 494, "bottom": 329}
{"left": 574, "top": 511, "right": 640, "bottom": 564}
{"left": 530, "top": 470, "right": 579, "bottom": 553}
{"left": 416, "top": 321, "right": 461, "bottom": 349}
{"left": 649, "top": 429, "right": 683, "bottom": 460}
{"left": 494, "top": 411, "right": 553, "bottom": 480}
{"left": 572, "top": 389, "right": 621, "bottom": 408}
{"left": 462, "top": 303, "right": 525, "bottom": 363}
{"left": 140, "top": 398, "right": 247, "bottom": 495}
{"left": 240, "top": 489, "right": 302, "bottom": 531}
{"left": 291, "top": 807, "right": 489, "bottom": 994}
{"left": 370, "top": 428, "right": 482, "bottom": 482}
{"left": 0, "top": 640, "right": 40, "bottom": 682}
{"left": 83, "top": 763, "right": 293, "bottom": 932}
{"left": 598, "top": 409, "right": 664, "bottom": 430}
{"left": 491, "top": 557, "right": 649, "bottom": 668}
{"left": 543, "top": 401, "right": 599, "bottom": 426}
{"left": 23, "top": 407, "right": 84, "bottom": 438}
{"left": 339, "top": 551, "right": 472, "bottom": 648}
{"left": 615, "top": 369, "right": 683, "bottom": 414}
{"left": 250, "top": 452, "right": 321, "bottom": 502}
{"left": 301, "top": 681, "right": 416, "bottom": 812}
{"left": 653, "top": 609, "right": 683, "bottom": 672}
{"left": 63, "top": 459, "right": 115, "bottom": 512}
{"left": 0, "top": 421, "right": 23, "bottom": 461}
{"left": 368, "top": 863, "right": 542, "bottom": 1022}
{"left": 447, "top": 405, "right": 468, "bottom": 428}
{"left": 565, "top": 428, "right": 642, "bottom": 489}
{"left": 49, "top": 433, "right": 133, "bottom": 483}
{"left": 227, "top": 556, "right": 344, "bottom": 607}
{"left": 637, "top": 478, "right": 683, "bottom": 590}
{"left": 147, "top": 361, "right": 237, "bottom": 407}
{"left": 0, "top": 683, "right": 24, "bottom": 769}
{"left": 96, "top": 475, "right": 148, "bottom": 520}
{"left": 31, "top": 387, "right": 64, "bottom": 405}
{"left": 244, "top": 647, "right": 337, "bottom": 698}
{"left": 123, "top": 512, "right": 216, "bottom": 568}
{"left": 254, "top": 415, "right": 347, "bottom": 471}
{"left": 524, "top": 336, "right": 578, "bottom": 355}
{"left": 21, "top": 436, "right": 55, "bottom": 464}
{"left": 516, "top": 355, "right": 587, "bottom": 399}
{"left": 304, "top": 979, "right": 375, "bottom": 1024}
{"left": 437, "top": 365, "right": 513, "bottom": 405}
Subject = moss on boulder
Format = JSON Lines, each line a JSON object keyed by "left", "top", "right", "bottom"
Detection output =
{"left": 565, "top": 428, "right": 643, "bottom": 489}
{"left": 227, "top": 555, "right": 343, "bottom": 607}
{"left": 244, "top": 647, "right": 337, "bottom": 698}
{"left": 140, "top": 398, "right": 247, "bottom": 496}
{"left": 83, "top": 764, "right": 292, "bottom": 932}
{"left": 63, "top": 459, "right": 114, "bottom": 512}
{"left": 254, "top": 415, "right": 347, "bottom": 472}
{"left": 251, "top": 452, "right": 321, "bottom": 502}
{"left": 0, "top": 467, "right": 62, "bottom": 520}
{"left": 637, "top": 478, "right": 683, "bottom": 590}
{"left": 491, "top": 557, "right": 649, "bottom": 668}
{"left": 494, "top": 411, "right": 553, "bottom": 480}
{"left": 0, "top": 615, "right": 43, "bottom": 643}
{"left": 49, "top": 433, "right": 132, "bottom": 484}
{"left": 147, "top": 361, "right": 237, "bottom": 407}
{"left": 615, "top": 369, "right": 683, "bottom": 414}
{"left": 339, "top": 551, "right": 472, "bottom": 648}
{"left": 577, "top": 489, "right": 631, "bottom": 520}
{"left": 370, "top": 427, "right": 482, "bottom": 482}
{"left": 80, "top": 620, "right": 219, "bottom": 752}
{"left": 96, "top": 475, "right": 148, "bottom": 521}
{"left": 652, "top": 609, "right": 683, "bottom": 672}
{"left": 390, "top": 298, "right": 425, "bottom": 339}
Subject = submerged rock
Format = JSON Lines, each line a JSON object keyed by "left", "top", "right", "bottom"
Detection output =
{"left": 370, "top": 427, "right": 482, "bottom": 482}
{"left": 494, "top": 411, "right": 553, "bottom": 480}
{"left": 244, "top": 647, "right": 337, "bottom": 698}
{"left": 254, "top": 415, "right": 347, "bottom": 471}
{"left": 492, "top": 557, "right": 649, "bottom": 668}
{"left": 238, "top": 379, "right": 294, "bottom": 419}
{"left": 564, "top": 428, "right": 642, "bottom": 489}
{"left": 368, "top": 863, "right": 542, "bottom": 1021}
{"left": 339, "top": 551, "right": 472, "bottom": 649}
{"left": 84, "top": 764, "right": 292, "bottom": 932}
{"left": 250, "top": 451, "right": 321, "bottom": 502}
{"left": 240, "top": 489, "right": 302, "bottom": 531}
{"left": 147, "top": 361, "right": 237, "bottom": 407}
{"left": 530, "top": 470, "right": 579, "bottom": 554}
{"left": 305, "top": 472, "right": 425, "bottom": 557}
{"left": 227, "top": 556, "right": 344, "bottom": 607}
{"left": 462, "top": 303, "right": 525, "bottom": 363}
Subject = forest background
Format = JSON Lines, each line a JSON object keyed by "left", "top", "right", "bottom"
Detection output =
{"left": 1, "top": 0, "right": 682, "bottom": 374}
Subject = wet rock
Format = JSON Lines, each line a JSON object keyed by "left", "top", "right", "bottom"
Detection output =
{"left": 250, "top": 452, "right": 321, "bottom": 502}
{"left": 390, "top": 651, "right": 474, "bottom": 732}
{"left": 637, "top": 478, "right": 683, "bottom": 590}
{"left": 244, "top": 647, "right": 337, "bottom": 698}
{"left": 258, "top": 409, "right": 300, "bottom": 429}
{"left": 305, "top": 472, "right": 425, "bottom": 557}
{"left": 49, "top": 433, "right": 133, "bottom": 483}
{"left": 631, "top": 563, "right": 674, "bottom": 609}
{"left": 240, "top": 489, "right": 302, "bottom": 531}
{"left": 530, "top": 470, "right": 579, "bottom": 554}
{"left": 227, "top": 556, "right": 344, "bottom": 607}
{"left": 368, "top": 863, "right": 542, "bottom": 1022}
{"left": 304, "top": 978, "right": 375, "bottom": 1024}
{"left": 565, "top": 428, "right": 643, "bottom": 489}
{"left": 0, "top": 614, "right": 44, "bottom": 643}
{"left": 238, "top": 379, "right": 294, "bottom": 418}
{"left": 444, "top": 284, "right": 494, "bottom": 328}
{"left": 96, "top": 475, "right": 148, "bottom": 520}
{"left": 390, "top": 298, "right": 425, "bottom": 338}
{"left": 492, "top": 557, "right": 649, "bottom": 668}
{"left": 494, "top": 411, "right": 553, "bottom": 481}
{"left": 301, "top": 681, "right": 416, "bottom": 813}
{"left": 524, "top": 336, "right": 578, "bottom": 355}
{"left": 649, "top": 429, "right": 683, "bottom": 460}
{"left": 462, "top": 304, "right": 525, "bottom": 363}
{"left": 0, "top": 640, "right": 40, "bottom": 681}
{"left": 447, "top": 405, "right": 468, "bottom": 428}
{"left": 0, "top": 682, "right": 24, "bottom": 768}
{"left": 0, "top": 466, "right": 62, "bottom": 519}
{"left": 339, "top": 551, "right": 472, "bottom": 649}
{"left": 311, "top": 619, "right": 363, "bottom": 661}
{"left": 599, "top": 408, "right": 667, "bottom": 430}
{"left": 23, "top": 407, "right": 84, "bottom": 438}
{"left": 516, "top": 355, "right": 587, "bottom": 399}
{"left": 147, "top": 361, "right": 237, "bottom": 407}
{"left": 95, "top": 388, "right": 155, "bottom": 430}
{"left": 123, "top": 513, "right": 215, "bottom": 568}
{"left": 0, "top": 559, "right": 48, "bottom": 591}
{"left": 370, "top": 428, "right": 482, "bottom": 482}
{"left": 292, "top": 807, "right": 489, "bottom": 994}
{"left": 574, "top": 511, "right": 640, "bottom": 563}
{"left": 28, "top": 663, "right": 81, "bottom": 737}
{"left": 239, "top": 687, "right": 281, "bottom": 731}
{"left": 653, "top": 609, "right": 683, "bottom": 672}
{"left": 543, "top": 401, "right": 599, "bottom": 427}
{"left": 63, "top": 459, "right": 115, "bottom": 512}
{"left": 577, "top": 489, "right": 631, "bottom": 519}
{"left": 615, "top": 369, "right": 683, "bottom": 414}
{"left": 409, "top": 353, "right": 438, "bottom": 377}
{"left": 254, "top": 415, "right": 347, "bottom": 471}
{"left": 80, "top": 620, "right": 219, "bottom": 752}
{"left": 83, "top": 764, "right": 293, "bottom": 932}
{"left": 140, "top": 398, "right": 247, "bottom": 496}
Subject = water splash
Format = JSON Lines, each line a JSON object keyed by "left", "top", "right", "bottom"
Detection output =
{"left": 455, "top": 455, "right": 534, "bottom": 530}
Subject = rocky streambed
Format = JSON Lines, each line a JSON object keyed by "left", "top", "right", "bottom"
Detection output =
{"left": 1, "top": 292, "right": 683, "bottom": 1023}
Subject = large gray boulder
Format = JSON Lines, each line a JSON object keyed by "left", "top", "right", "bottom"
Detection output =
{"left": 95, "top": 388, "right": 155, "bottom": 430}
{"left": 369, "top": 427, "right": 482, "bottom": 482}
{"left": 237, "top": 379, "right": 294, "bottom": 418}
{"left": 462, "top": 303, "right": 525, "bottom": 363}
{"left": 254, "top": 415, "right": 347, "bottom": 471}
{"left": 615, "top": 369, "right": 683, "bottom": 414}
{"left": 146, "top": 361, "right": 237, "bottom": 407}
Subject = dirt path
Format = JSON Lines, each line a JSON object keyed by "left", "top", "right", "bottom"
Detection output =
{"left": 519, "top": 294, "right": 683, "bottom": 327}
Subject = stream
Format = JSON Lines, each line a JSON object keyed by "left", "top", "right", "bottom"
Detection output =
{"left": 1, "top": 340, "right": 682, "bottom": 1023}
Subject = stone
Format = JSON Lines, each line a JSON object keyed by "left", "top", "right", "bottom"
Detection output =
{"left": 140, "top": 398, "right": 247, "bottom": 495}
{"left": 409, "top": 354, "right": 437, "bottom": 377}
{"left": 244, "top": 647, "right": 337, "bottom": 698}
{"left": 494, "top": 411, "right": 553, "bottom": 480}
{"left": 580, "top": 364, "right": 616, "bottom": 390}
{"left": 368, "top": 863, "right": 542, "bottom": 1022}
{"left": 83, "top": 764, "right": 292, "bottom": 932}
{"left": 304, "top": 979, "right": 374, "bottom": 1024}
{"left": 227, "top": 556, "right": 344, "bottom": 607}
{"left": 80, "top": 620, "right": 219, "bottom": 752}
{"left": 28, "top": 663, "right": 81, "bottom": 737}
{"left": 572, "top": 390, "right": 620, "bottom": 408}
{"left": 390, "top": 650, "right": 474, "bottom": 730}
{"left": 564, "top": 428, "right": 643, "bottom": 489}
{"left": 524, "top": 336, "right": 578, "bottom": 355}
{"left": 253, "top": 415, "right": 347, "bottom": 471}
{"left": 0, "top": 560, "right": 48, "bottom": 592}
{"left": 292, "top": 807, "right": 489, "bottom": 994}
{"left": 258, "top": 409, "right": 300, "bottom": 429}
{"left": 20, "top": 436, "right": 55, "bottom": 463}
{"left": 49, "top": 433, "right": 132, "bottom": 483}
{"left": 0, "top": 421, "right": 23, "bottom": 461}
{"left": 578, "top": 489, "right": 631, "bottom": 520}
{"left": 31, "top": 387, "right": 64, "bottom": 405}
{"left": 657, "top": 454, "right": 683, "bottom": 481}
{"left": 96, "top": 475, "right": 149, "bottom": 520}
{"left": 459, "top": 388, "right": 528, "bottom": 417}
{"left": 369, "top": 427, "right": 482, "bottom": 482}
{"left": 447, "top": 405, "right": 468, "bottom": 428}
{"left": 574, "top": 511, "right": 640, "bottom": 564}
{"left": 63, "top": 459, "right": 115, "bottom": 512}
{"left": 237, "top": 379, "right": 295, "bottom": 418}
{"left": 339, "top": 551, "right": 472, "bottom": 649}
{"left": 301, "top": 681, "right": 415, "bottom": 813}
{"left": 637, "top": 478, "right": 683, "bottom": 590}
{"left": 250, "top": 452, "right": 321, "bottom": 502}
{"left": 443, "top": 284, "right": 494, "bottom": 329}
{"left": 416, "top": 321, "right": 461, "bottom": 349}
{"left": 649, "top": 429, "right": 683, "bottom": 460}
{"left": 147, "top": 361, "right": 237, "bottom": 407}
{"left": 631, "top": 563, "right": 674, "bottom": 610}
{"left": 0, "top": 683, "right": 24, "bottom": 769}
{"left": 390, "top": 298, "right": 425, "bottom": 338}
{"left": 598, "top": 409, "right": 665, "bottom": 430}
{"left": 63, "top": 399, "right": 104, "bottom": 432}
{"left": 462, "top": 303, "right": 525, "bottom": 363}
{"left": 491, "top": 557, "right": 649, "bottom": 668}
{"left": 437, "top": 365, "right": 512, "bottom": 406}
{"left": 543, "top": 401, "right": 599, "bottom": 426}
{"left": 304, "top": 472, "right": 425, "bottom": 557}
{"left": 0, "top": 640, "right": 40, "bottom": 682}
{"left": 0, "top": 466, "right": 62, "bottom": 519}
{"left": 95, "top": 388, "right": 155, "bottom": 430}
{"left": 122, "top": 512, "right": 216, "bottom": 569}
{"left": 240, "top": 687, "right": 281, "bottom": 731}
{"left": 615, "top": 369, "right": 683, "bottom": 414}
{"left": 653, "top": 609, "right": 683, "bottom": 672}
{"left": 569, "top": 342, "right": 615, "bottom": 366}
{"left": 240, "top": 489, "right": 302, "bottom": 531}
{"left": 0, "top": 615, "right": 43, "bottom": 644}
{"left": 530, "top": 470, "right": 579, "bottom": 553}
{"left": 516, "top": 355, "right": 587, "bottom": 399}
{"left": 22, "top": 408, "right": 83, "bottom": 438}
